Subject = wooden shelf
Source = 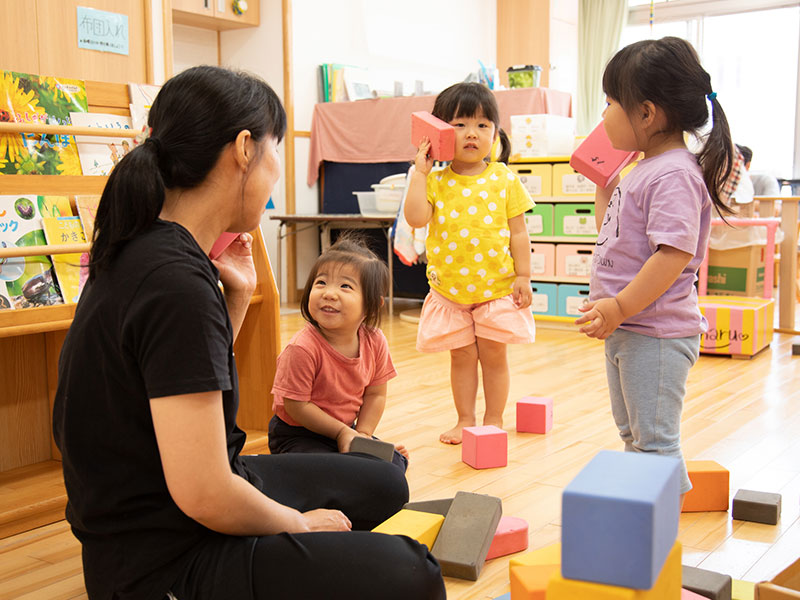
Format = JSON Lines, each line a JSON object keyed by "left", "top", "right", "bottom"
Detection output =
{"left": 537, "top": 195, "right": 596, "bottom": 203}
{"left": 0, "top": 461, "right": 67, "bottom": 539}
{"left": 509, "top": 155, "right": 570, "bottom": 164}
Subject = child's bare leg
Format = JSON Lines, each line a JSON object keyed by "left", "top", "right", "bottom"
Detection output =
{"left": 477, "top": 337, "right": 509, "bottom": 429}
{"left": 441, "top": 343, "right": 479, "bottom": 444}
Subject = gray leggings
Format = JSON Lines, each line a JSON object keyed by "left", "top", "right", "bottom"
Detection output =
{"left": 605, "top": 329, "right": 700, "bottom": 494}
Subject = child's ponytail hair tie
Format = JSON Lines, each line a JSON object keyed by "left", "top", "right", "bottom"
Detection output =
{"left": 707, "top": 91, "right": 717, "bottom": 101}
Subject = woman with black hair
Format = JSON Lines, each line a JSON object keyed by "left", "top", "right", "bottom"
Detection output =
{"left": 53, "top": 65, "right": 444, "bottom": 600}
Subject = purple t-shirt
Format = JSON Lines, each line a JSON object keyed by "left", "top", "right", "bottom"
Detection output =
{"left": 590, "top": 148, "right": 711, "bottom": 338}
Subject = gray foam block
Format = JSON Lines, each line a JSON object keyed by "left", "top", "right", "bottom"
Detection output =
{"left": 732, "top": 489, "right": 781, "bottom": 525}
{"left": 403, "top": 498, "right": 454, "bottom": 517}
{"left": 348, "top": 436, "right": 395, "bottom": 462}
{"left": 682, "top": 565, "right": 732, "bottom": 600}
{"left": 430, "top": 491, "right": 502, "bottom": 581}
{"left": 792, "top": 340, "right": 800, "bottom": 355}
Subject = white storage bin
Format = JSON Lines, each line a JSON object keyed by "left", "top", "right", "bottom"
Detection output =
{"left": 353, "top": 191, "right": 396, "bottom": 217}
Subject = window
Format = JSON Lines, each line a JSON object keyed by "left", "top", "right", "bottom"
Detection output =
{"left": 622, "top": 2, "right": 800, "bottom": 181}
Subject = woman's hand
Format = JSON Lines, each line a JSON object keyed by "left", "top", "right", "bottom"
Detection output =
{"left": 414, "top": 137, "right": 434, "bottom": 176}
{"left": 300, "top": 508, "right": 352, "bottom": 532}
{"left": 574, "top": 297, "right": 624, "bottom": 339}
{"left": 512, "top": 275, "right": 533, "bottom": 308}
{"left": 212, "top": 232, "right": 257, "bottom": 297}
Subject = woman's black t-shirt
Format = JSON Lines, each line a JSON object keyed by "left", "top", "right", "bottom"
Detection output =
{"left": 53, "top": 220, "right": 255, "bottom": 600}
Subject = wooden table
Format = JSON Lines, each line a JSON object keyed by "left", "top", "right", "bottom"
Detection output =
{"left": 270, "top": 214, "right": 397, "bottom": 314}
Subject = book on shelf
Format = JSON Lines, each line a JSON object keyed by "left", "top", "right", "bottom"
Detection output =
{"left": 69, "top": 112, "right": 134, "bottom": 176}
{"left": 0, "top": 70, "right": 89, "bottom": 175}
{"left": 318, "top": 64, "right": 370, "bottom": 102}
{"left": 75, "top": 195, "right": 101, "bottom": 242}
{"left": 0, "top": 195, "right": 72, "bottom": 310}
{"left": 41, "top": 216, "right": 89, "bottom": 304}
{"left": 127, "top": 82, "right": 161, "bottom": 109}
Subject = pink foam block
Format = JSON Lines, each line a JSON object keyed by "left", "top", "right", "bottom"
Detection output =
{"left": 681, "top": 589, "right": 707, "bottom": 599}
{"left": 486, "top": 516, "right": 529, "bottom": 560}
{"left": 516, "top": 397, "right": 553, "bottom": 434}
{"left": 209, "top": 232, "right": 240, "bottom": 260}
{"left": 462, "top": 425, "right": 507, "bottom": 469}
{"left": 411, "top": 111, "right": 455, "bottom": 162}
{"left": 569, "top": 121, "right": 638, "bottom": 189}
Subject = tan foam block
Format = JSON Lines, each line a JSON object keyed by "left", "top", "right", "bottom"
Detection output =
{"left": 683, "top": 460, "right": 729, "bottom": 512}
{"left": 371, "top": 509, "right": 445, "bottom": 549}
{"left": 431, "top": 491, "right": 502, "bottom": 580}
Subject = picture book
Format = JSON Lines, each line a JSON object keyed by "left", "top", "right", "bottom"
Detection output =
{"left": 0, "top": 195, "right": 72, "bottom": 309}
{"left": 70, "top": 112, "right": 134, "bottom": 175}
{"left": 127, "top": 82, "right": 161, "bottom": 108}
{"left": 42, "top": 216, "right": 88, "bottom": 304}
{"left": 0, "top": 70, "right": 89, "bottom": 175}
{"left": 75, "top": 195, "right": 101, "bottom": 242}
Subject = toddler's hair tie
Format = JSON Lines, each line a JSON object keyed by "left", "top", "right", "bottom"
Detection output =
{"left": 707, "top": 91, "right": 717, "bottom": 101}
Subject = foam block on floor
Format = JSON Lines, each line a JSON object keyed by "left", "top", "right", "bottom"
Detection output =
{"left": 682, "top": 565, "right": 732, "bottom": 600}
{"left": 516, "top": 396, "right": 553, "bottom": 434}
{"left": 569, "top": 121, "right": 638, "bottom": 188}
{"left": 430, "top": 491, "right": 502, "bottom": 580}
{"left": 731, "top": 579, "right": 754, "bottom": 600}
{"left": 509, "top": 542, "right": 561, "bottom": 570}
{"left": 462, "top": 425, "right": 507, "bottom": 469}
{"left": 486, "top": 516, "right": 529, "bottom": 560}
{"left": 683, "top": 460, "right": 730, "bottom": 512}
{"left": 493, "top": 594, "right": 511, "bottom": 600}
{"left": 403, "top": 498, "right": 453, "bottom": 517}
{"left": 792, "top": 339, "right": 800, "bottom": 355}
{"left": 561, "top": 450, "right": 681, "bottom": 589}
{"left": 411, "top": 111, "right": 455, "bottom": 162}
{"left": 371, "top": 509, "right": 445, "bottom": 549}
{"left": 548, "top": 540, "right": 682, "bottom": 599}
{"left": 732, "top": 489, "right": 781, "bottom": 525}
{"left": 348, "top": 436, "right": 395, "bottom": 462}
{"left": 510, "top": 564, "right": 559, "bottom": 600}
{"left": 681, "top": 590, "right": 707, "bottom": 599}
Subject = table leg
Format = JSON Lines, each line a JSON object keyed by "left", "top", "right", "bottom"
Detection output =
{"left": 386, "top": 226, "right": 394, "bottom": 315}
{"left": 276, "top": 222, "right": 284, "bottom": 305}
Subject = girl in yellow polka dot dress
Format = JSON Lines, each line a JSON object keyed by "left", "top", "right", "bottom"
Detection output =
{"left": 405, "top": 82, "right": 537, "bottom": 445}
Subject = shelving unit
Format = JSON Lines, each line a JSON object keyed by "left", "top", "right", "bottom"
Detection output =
{"left": 510, "top": 156, "right": 597, "bottom": 327}
{"left": 0, "top": 81, "right": 280, "bottom": 539}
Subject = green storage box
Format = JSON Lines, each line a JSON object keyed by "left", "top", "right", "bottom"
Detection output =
{"left": 525, "top": 204, "right": 553, "bottom": 237}
{"left": 554, "top": 204, "right": 596, "bottom": 237}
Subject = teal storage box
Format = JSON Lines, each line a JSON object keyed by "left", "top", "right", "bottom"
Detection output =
{"left": 557, "top": 284, "right": 590, "bottom": 317}
{"left": 530, "top": 283, "right": 558, "bottom": 316}
{"left": 554, "top": 203, "right": 596, "bottom": 237}
{"left": 525, "top": 204, "right": 553, "bottom": 237}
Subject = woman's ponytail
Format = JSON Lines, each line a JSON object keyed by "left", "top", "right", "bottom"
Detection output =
{"left": 89, "top": 141, "right": 166, "bottom": 279}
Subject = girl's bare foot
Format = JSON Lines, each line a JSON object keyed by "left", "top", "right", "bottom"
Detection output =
{"left": 439, "top": 419, "right": 475, "bottom": 444}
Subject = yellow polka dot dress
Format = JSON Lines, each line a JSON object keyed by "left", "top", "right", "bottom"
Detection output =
{"left": 425, "top": 162, "right": 534, "bottom": 304}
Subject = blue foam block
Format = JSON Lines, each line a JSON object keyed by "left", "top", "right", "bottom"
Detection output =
{"left": 561, "top": 450, "right": 681, "bottom": 589}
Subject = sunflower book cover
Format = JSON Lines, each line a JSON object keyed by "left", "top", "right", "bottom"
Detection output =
{"left": 0, "top": 70, "right": 89, "bottom": 175}
{"left": 0, "top": 195, "right": 72, "bottom": 310}
{"left": 42, "top": 216, "right": 88, "bottom": 304}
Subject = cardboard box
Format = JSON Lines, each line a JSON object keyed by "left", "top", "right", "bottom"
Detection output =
{"left": 530, "top": 243, "right": 555, "bottom": 276}
{"left": 707, "top": 245, "right": 766, "bottom": 297}
{"left": 554, "top": 203, "right": 596, "bottom": 237}
{"left": 699, "top": 295, "right": 774, "bottom": 357}
{"left": 552, "top": 163, "right": 596, "bottom": 198}
{"left": 530, "top": 282, "right": 558, "bottom": 315}
{"left": 756, "top": 557, "right": 800, "bottom": 599}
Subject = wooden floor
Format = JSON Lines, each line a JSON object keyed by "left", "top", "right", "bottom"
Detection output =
{"left": 2, "top": 298, "right": 799, "bottom": 599}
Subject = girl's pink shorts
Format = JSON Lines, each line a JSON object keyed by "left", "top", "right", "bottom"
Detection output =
{"left": 416, "top": 290, "right": 536, "bottom": 353}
